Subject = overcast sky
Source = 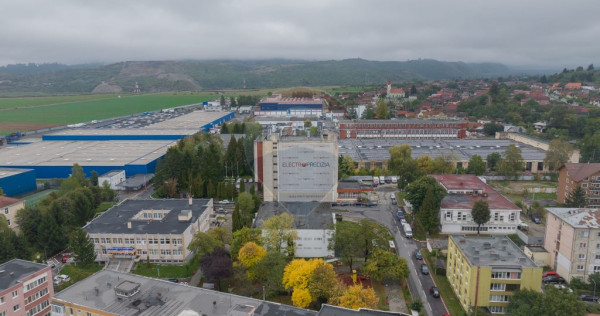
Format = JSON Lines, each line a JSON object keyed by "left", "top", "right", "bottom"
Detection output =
{"left": 1, "top": 0, "right": 598, "bottom": 68}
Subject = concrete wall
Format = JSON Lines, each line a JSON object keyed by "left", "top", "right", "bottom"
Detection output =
{"left": 0, "top": 169, "right": 36, "bottom": 197}
{"left": 98, "top": 170, "right": 126, "bottom": 190}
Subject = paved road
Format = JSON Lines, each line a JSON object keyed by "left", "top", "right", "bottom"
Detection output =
{"left": 336, "top": 185, "right": 448, "bottom": 316}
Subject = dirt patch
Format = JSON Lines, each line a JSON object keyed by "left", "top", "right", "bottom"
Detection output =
{"left": 0, "top": 122, "right": 63, "bottom": 132}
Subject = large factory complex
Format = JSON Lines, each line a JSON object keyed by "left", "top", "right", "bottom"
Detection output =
{"left": 0, "top": 109, "right": 234, "bottom": 195}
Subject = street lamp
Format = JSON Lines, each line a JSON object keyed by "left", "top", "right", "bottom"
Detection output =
{"left": 592, "top": 279, "right": 597, "bottom": 300}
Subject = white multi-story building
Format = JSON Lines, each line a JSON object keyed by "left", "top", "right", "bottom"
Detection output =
{"left": 254, "top": 133, "right": 338, "bottom": 203}
{"left": 433, "top": 175, "right": 521, "bottom": 234}
{"left": 84, "top": 198, "right": 212, "bottom": 264}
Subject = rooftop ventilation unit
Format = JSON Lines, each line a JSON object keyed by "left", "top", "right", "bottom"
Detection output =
{"left": 483, "top": 242, "right": 492, "bottom": 249}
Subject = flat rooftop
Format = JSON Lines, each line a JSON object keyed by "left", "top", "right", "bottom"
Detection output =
{"left": 0, "top": 259, "right": 48, "bottom": 291}
{"left": 260, "top": 95, "right": 324, "bottom": 105}
{"left": 142, "top": 111, "right": 230, "bottom": 130}
{"left": 433, "top": 174, "right": 518, "bottom": 210}
{"left": 546, "top": 208, "right": 600, "bottom": 228}
{"left": 0, "top": 167, "right": 32, "bottom": 179}
{"left": 338, "top": 138, "right": 546, "bottom": 161}
{"left": 84, "top": 199, "right": 211, "bottom": 235}
{"left": 52, "top": 270, "right": 317, "bottom": 316}
{"left": 0, "top": 140, "right": 175, "bottom": 167}
{"left": 450, "top": 235, "right": 537, "bottom": 268}
{"left": 340, "top": 118, "right": 465, "bottom": 124}
{"left": 45, "top": 128, "right": 200, "bottom": 136}
{"left": 255, "top": 202, "right": 333, "bottom": 230}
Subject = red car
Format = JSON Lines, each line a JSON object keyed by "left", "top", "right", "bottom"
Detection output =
{"left": 543, "top": 271, "right": 558, "bottom": 278}
{"left": 61, "top": 254, "right": 70, "bottom": 263}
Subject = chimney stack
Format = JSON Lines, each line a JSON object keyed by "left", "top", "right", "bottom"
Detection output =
{"left": 127, "top": 221, "right": 132, "bottom": 229}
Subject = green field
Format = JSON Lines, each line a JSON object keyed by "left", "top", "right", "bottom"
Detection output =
{"left": 0, "top": 93, "right": 218, "bottom": 125}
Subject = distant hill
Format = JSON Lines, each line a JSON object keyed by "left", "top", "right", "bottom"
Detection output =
{"left": 0, "top": 59, "right": 514, "bottom": 94}
{"left": 546, "top": 67, "right": 600, "bottom": 84}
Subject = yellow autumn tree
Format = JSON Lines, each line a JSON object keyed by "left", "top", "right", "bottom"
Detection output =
{"left": 291, "top": 288, "right": 312, "bottom": 308}
{"left": 335, "top": 284, "right": 379, "bottom": 310}
{"left": 283, "top": 258, "right": 339, "bottom": 308}
{"left": 238, "top": 242, "right": 267, "bottom": 280}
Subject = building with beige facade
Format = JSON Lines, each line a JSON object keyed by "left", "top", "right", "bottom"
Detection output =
{"left": 254, "top": 133, "right": 338, "bottom": 202}
{"left": 447, "top": 235, "right": 542, "bottom": 315}
{"left": 557, "top": 163, "right": 600, "bottom": 207}
{"left": 544, "top": 207, "right": 600, "bottom": 282}
{"left": 84, "top": 198, "right": 212, "bottom": 264}
{"left": 0, "top": 196, "right": 25, "bottom": 233}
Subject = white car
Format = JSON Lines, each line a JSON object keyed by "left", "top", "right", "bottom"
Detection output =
{"left": 220, "top": 200, "right": 230, "bottom": 204}
{"left": 400, "top": 219, "right": 408, "bottom": 226}
{"left": 53, "top": 276, "right": 62, "bottom": 285}
{"left": 58, "top": 274, "right": 71, "bottom": 282}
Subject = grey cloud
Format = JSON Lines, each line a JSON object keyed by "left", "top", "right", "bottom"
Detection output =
{"left": 0, "top": 0, "right": 598, "bottom": 67}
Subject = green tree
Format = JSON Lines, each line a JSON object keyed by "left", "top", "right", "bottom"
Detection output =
{"left": 483, "top": 123, "right": 504, "bottom": 136}
{"left": 417, "top": 187, "right": 440, "bottom": 234}
{"left": 486, "top": 152, "right": 502, "bottom": 171}
{"left": 588, "top": 64, "right": 595, "bottom": 71}
{"left": 90, "top": 171, "right": 99, "bottom": 186}
{"left": 16, "top": 207, "right": 42, "bottom": 246}
{"left": 565, "top": 185, "right": 587, "bottom": 208}
{"left": 200, "top": 247, "right": 232, "bottom": 291}
{"left": 304, "top": 119, "right": 312, "bottom": 128}
{"left": 37, "top": 212, "right": 67, "bottom": 256}
{"left": 467, "top": 155, "right": 486, "bottom": 175}
{"left": 388, "top": 145, "right": 424, "bottom": 189}
{"left": 506, "top": 287, "right": 584, "bottom": 316}
{"left": 581, "top": 134, "right": 600, "bottom": 163}
{"left": 362, "top": 249, "right": 409, "bottom": 281}
{"left": 253, "top": 251, "right": 288, "bottom": 297}
{"left": 471, "top": 200, "right": 491, "bottom": 235}
{"left": 405, "top": 176, "right": 446, "bottom": 214}
{"left": 375, "top": 99, "right": 390, "bottom": 119}
{"left": 498, "top": 144, "right": 524, "bottom": 179}
{"left": 361, "top": 107, "right": 375, "bottom": 119}
{"left": 338, "top": 156, "right": 356, "bottom": 179}
{"left": 188, "top": 231, "right": 222, "bottom": 260}
{"left": 262, "top": 213, "right": 298, "bottom": 257}
{"left": 69, "top": 227, "right": 96, "bottom": 265}
{"left": 0, "top": 187, "right": 3, "bottom": 196}
{"left": 331, "top": 221, "right": 363, "bottom": 272}
{"left": 232, "top": 204, "right": 244, "bottom": 232}
{"left": 544, "top": 138, "right": 573, "bottom": 171}
{"left": 430, "top": 154, "right": 456, "bottom": 174}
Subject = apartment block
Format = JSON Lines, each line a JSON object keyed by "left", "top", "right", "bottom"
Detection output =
{"left": 447, "top": 235, "right": 542, "bottom": 314}
{"left": 0, "top": 259, "right": 54, "bottom": 316}
{"left": 557, "top": 163, "right": 600, "bottom": 207}
{"left": 544, "top": 207, "right": 600, "bottom": 282}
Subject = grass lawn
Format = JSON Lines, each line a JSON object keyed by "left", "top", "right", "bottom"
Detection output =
{"left": 372, "top": 281, "right": 390, "bottom": 311}
{"left": 131, "top": 262, "right": 195, "bottom": 278}
{"left": 0, "top": 93, "right": 217, "bottom": 125}
{"left": 55, "top": 264, "right": 103, "bottom": 292}
{"left": 422, "top": 250, "right": 464, "bottom": 316}
{"left": 527, "top": 192, "right": 557, "bottom": 200}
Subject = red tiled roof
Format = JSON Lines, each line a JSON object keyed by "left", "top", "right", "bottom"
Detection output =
{"left": 432, "top": 174, "right": 519, "bottom": 210}
{"left": 565, "top": 83, "right": 582, "bottom": 89}
{"left": 560, "top": 163, "right": 600, "bottom": 182}
{"left": 0, "top": 196, "right": 22, "bottom": 208}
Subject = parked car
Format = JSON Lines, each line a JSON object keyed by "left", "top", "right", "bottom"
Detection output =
{"left": 429, "top": 286, "right": 440, "bottom": 298}
{"left": 366, "top": 201, "right": 377, "bottom": 207}
{"left": 415, "top": 250, "right": 423, "bottom": 260}
{"left": 581, "top": 294, "right": 598, "bottom": 302}
{"left": 167, "top": 278, "right": 180, "bottom": 283}
{"left": 400, "top": 219, "right": 408, "bottom": 226}
{"left": 531, "top": 215, "right": 542, "bottom": 224}
{"left": 420, "top": 264, "right": 429, "bottom": 275}
{"left": 396, "top": 210, "right": 405, "bottom": 220}
{"left": 340, "top": 201, "right": 350, "bottom": 206}
{"left": 220, "top": 199, "right": 231, "bottom": 204}
{"left": 216, "top": 208, "right": 228, "bottom": 214}
{"left": 391, "top": 199, "right": 397, "bottom": 205}
{"left": 542, "top": 270, "right": 559, "bottom": 278}
{"left": 354, "top": 201, "right": 363, "bottom": 206}
{"left": 61, "top": 254, "right": 70, "bottom": 263}
{"left": 542, "top": 275, "right": 566, "bottom": 284}
{"left": 53, "top": 276, "right": 62, "bottom": 285}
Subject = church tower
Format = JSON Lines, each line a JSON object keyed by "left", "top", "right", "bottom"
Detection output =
{"left": 387, "top": 77, "right": 391, "bottom": 95}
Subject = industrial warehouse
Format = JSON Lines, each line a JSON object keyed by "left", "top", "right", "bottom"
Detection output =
{"left": 0, "top": 111, "right": 233, "bottom": 179}
{"left": 338, "top": 138, "right": 555, "bottom": 173}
